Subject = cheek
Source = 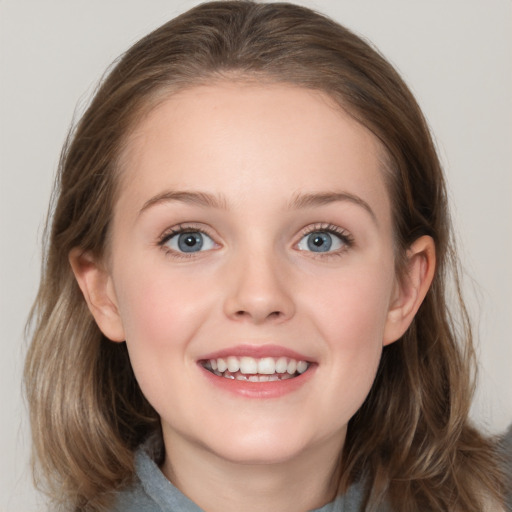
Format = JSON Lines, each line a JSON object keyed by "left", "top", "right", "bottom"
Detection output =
{"left": 306, "top": 263, "right": 394, "bottom": 346}
{"left": 112, "top": 265, "right": 214, "bottom": 370}
{"left": 303, "top": 264, "right": 394, "bottom": 411}
{"left": 111, "top": 268, "right": 216, "bottom": 412}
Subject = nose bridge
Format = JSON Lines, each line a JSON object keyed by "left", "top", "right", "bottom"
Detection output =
{"left": 223, "top": 238, "right": 295, "bottom": 324}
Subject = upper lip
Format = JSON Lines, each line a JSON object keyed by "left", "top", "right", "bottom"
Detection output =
{"left": 198, "top": 344, "right": 315, "bottom": 362}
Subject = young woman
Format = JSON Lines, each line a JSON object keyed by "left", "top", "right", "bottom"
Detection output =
{"left": 24, "top": 2, "right": 505, "bottom": 511}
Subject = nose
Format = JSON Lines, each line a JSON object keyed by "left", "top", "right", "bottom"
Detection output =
{"left": 223, "top": 250, "right": 295, "bottom": 324}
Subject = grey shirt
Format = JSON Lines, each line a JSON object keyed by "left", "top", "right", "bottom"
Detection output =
{"left": 111, "top": 427, "right": 512, "bottom": 511}
{"left": 111, "top": 445, "right": 367, "bottom": 512}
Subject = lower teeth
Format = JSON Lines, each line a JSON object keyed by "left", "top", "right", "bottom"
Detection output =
{"left": 212, "top": 369, "right": 296, "bottom": 381}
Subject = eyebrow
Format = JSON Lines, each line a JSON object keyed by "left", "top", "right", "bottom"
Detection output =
{"left": 139, "top": 190, "right": 228, "bottom": 216}
{"left": 139, "top": 189, "right": 377, "bottom": 224}
{"left": 288, "top": 191, "right": 377, "bottom": 224}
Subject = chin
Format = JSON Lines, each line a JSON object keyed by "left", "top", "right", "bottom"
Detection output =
{"left": 202, "top": 426, "right": 319, "bottom": 466}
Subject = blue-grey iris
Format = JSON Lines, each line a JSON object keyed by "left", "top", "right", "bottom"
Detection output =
{"left": 307, "top": 232, "right": 332, "bottom": 252}
{"left": 178, "top": 232, "right": 204, "bottom": 252}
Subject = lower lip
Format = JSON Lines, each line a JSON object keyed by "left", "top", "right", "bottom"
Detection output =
{"left": 198, "top": 364, "right": 316, "bottom": 399}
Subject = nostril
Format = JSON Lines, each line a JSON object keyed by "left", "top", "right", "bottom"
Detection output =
{"left": 234, "top": 310, "right": 282, "bottom": 319}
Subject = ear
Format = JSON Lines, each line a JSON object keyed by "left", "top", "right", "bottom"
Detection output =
{"left": 69, "top": 248, "right": 125, "bottom": 342}
{"left": 383, "top": 235, "right": 436, "bottom": 346}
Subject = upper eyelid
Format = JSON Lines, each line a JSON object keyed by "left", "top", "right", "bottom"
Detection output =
{"left": 158, "top": 223, "right": 216, "bottom": 243}
{"left": 295, "top": 223, "right": 355, "bottom": 251}
{"left": 158, "top": 225, "right": 219, "bottom": 259}
{"left": 297, "top": 222, "right": 352, "bottom": 238}
{"left": 156, "top": 222, "right": 353, "bottom": 248}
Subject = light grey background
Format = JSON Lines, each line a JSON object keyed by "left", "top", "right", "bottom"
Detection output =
{"left": 1, "top": 1, "right": 511, "bottom": 510}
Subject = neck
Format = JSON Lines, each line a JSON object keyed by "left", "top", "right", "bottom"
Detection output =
{"left": 161, "top": 433, "right": 344, "bottom": 512}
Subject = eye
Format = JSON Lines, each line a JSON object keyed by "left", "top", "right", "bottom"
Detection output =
{"left": 297, "top": 228, "right": 351, "bottom": 253}
{"left": 163, "top": 230, "right": 216, "bottom": 253}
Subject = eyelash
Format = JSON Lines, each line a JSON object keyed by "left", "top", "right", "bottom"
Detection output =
{"left": 296, "top": 223, "right": 354, "bottom": 256}
{"left": 157, "top": 222, "right": 354, "bottom": 259}
{"left": 157, "top": 224, "right": 216, "bottom": 259}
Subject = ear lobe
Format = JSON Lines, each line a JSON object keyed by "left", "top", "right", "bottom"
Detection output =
{"left": 383, "top": 235, "right": 436, "bottom": 346}
{"left": 69, "top": 248, "right": 125, "bottom": 342}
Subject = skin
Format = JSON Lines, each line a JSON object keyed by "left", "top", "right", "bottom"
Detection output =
{"left": 71, "top": 83, "right": 435, "bottom": 512}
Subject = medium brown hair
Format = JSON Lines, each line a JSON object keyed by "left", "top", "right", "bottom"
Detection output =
{"left": 25, "top": 1, "right": 504, "bottom": 510}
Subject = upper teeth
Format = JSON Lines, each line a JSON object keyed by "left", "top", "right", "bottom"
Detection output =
{"left": 205, "top": 356, "right": 309, "bottom": 375}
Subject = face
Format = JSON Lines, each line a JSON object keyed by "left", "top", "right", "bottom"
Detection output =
{"left": 100, "top": 83, "right": 404, "bottom": 469}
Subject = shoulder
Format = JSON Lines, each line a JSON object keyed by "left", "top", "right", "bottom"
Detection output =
{"left": 108, "top": 439, "right": 205, "bottom": 512}
{"left": 109, "top": 481, "right": 160, "bottom": 512}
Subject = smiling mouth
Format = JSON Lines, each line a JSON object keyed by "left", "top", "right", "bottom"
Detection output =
{"left": 200, "top": 355, "right": 311, "bottom": 382}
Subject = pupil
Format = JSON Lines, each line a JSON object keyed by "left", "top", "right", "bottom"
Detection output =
{"left": 307, "top": 232, "right": 332, "bottom": 252}
{"left": 178, "top": 232, "right": 203, "bottom": 252}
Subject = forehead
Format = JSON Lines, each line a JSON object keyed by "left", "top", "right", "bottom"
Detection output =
{"left": 116, "top": 82, "right": 390, "bottom": 218}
